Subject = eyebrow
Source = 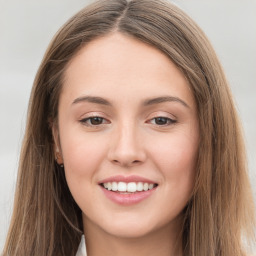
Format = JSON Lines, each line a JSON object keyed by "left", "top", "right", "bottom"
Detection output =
{"left": 72, "top": 95, "right": 190, "bottom": 108}
{"left": 142, "top": 96, "right": 190, "bottom": 108}
{"left": 72, "top": 96, "right": 111, "bottom": 106}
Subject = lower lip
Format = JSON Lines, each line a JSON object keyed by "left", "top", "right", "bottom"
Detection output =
{"left": 100, "top": 186, "right": 157, "bottom": 205}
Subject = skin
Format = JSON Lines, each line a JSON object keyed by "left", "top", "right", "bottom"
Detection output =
{"left": 53, "top": 32, "right": 199, "bottom": 256}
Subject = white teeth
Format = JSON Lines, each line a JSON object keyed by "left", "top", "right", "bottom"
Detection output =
{"left": 137, "top": 182, "right": 143, "bottom": 191}
{"left": 143, "top": 183, "right": 149, "bottom": 191}
{"left": 127, "top": 182, "right": 136, "bottom": 192}
{"left": 117, "top": 182, "right": 127, "bottom": 192}
{"left": 102, "top": 182, "right": 156, "bottom": 192}
{"left": 148, "top": 183, "right": 154, "bottom": 190}
{"left": 112, "top": 182, "right": 118, "bottom": 191}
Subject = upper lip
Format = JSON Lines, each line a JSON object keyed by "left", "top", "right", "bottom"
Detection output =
{"left": 98, "top": 175, "right": 158, "bottom": 184}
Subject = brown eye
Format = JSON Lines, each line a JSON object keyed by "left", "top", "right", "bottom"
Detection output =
{"left": 149, "top": 117, "right": 176, "bottom": 126}
{"left": 155, "top": 117, "right": 168, "bottom": 125}
{"left": 80, "top": 116, "right": 107, "bottom": 126}
{"left": 90, "top": 117, "right": 104, "bottom": 125}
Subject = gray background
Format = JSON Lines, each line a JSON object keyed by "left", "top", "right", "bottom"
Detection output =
{"left": 0, "top": 0, "right": 255, "bottom": 251}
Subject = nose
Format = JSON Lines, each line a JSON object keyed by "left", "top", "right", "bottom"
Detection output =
{"left": 107, "top": 122, "right": 147, "bottom": 167}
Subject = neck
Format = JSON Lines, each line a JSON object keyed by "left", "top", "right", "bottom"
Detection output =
{"left": 83, "top": 217, "right": 183, "bottom": 256}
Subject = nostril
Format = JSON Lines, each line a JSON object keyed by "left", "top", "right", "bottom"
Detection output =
{"left": 111, "top": 158, "right": 143, "bottom": 167}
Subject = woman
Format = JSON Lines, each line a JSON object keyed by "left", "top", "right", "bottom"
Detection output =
{"left": 2, "top": 0, "right": 255, "bottom": 255}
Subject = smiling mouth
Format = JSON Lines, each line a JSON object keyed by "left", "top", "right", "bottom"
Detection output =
{"left": 100, "top": 182, "right": 158, "bottom": 193}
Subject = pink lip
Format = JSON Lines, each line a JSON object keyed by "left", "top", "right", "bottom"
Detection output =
{"left": 100, "top": 186, "right": 157, "bottom": 206}
{"left": 98, "top": 175, "right": 158, "bottom": 206}
{"left": 98, "top": 175, "right": 157, "bottom": 184}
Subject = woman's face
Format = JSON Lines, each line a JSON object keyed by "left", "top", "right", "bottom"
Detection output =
{"left": 56, "top": 33, "right": 199, "bottom": 239}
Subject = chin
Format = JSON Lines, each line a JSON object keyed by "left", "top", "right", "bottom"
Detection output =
{"left": 102, "top": 222, "right": 156, "bottom": 239}
{"left": 95, "top": 211, "right": 174, "bottom": 240}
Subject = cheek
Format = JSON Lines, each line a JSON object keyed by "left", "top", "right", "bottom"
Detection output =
{"left": 148, "top": 129, "right": 198, "bottom": 194}
{"left": 150, "top": 131, "right": 198, "bottom": 171}
{"left": 59, "top": 131, "right": 109, "bottom": 210}
{"left": 59, "top": 127, "right": 107, "bottom": 180}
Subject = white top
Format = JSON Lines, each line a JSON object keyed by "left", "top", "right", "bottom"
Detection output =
{"left": 76, "top": 235, "right": 86, "bottom": 256}
{"left": 75, "top": 235, "right": 256, "bottom": 256}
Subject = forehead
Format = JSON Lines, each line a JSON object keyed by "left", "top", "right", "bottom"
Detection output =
{"left": 61, "top": 32, "right": 195, "bottom": 109}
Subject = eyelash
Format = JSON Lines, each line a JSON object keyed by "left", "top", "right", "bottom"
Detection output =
{"left": 79, "top": 116, "right": 177, "bottom": 127}
{"left": 80, "top": 116, "right": 109, "bottom": 126}
{"left": 148, "top": 117, "right": 177, "bottom": 126}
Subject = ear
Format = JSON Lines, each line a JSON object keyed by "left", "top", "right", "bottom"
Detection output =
{"left": 52, "top": 123, "right": 63, "bottom": 165}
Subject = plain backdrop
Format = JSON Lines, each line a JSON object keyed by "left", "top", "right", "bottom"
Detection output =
{"left": 0, "top": 0, "right": 255, "bottom": 251}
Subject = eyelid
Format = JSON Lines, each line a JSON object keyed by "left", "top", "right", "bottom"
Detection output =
{"left": 147, "top": 117, "right": 176, "bottom": 126}
{"left": 78, "top": 111, "right": 177, "bottom": 127}
{"left": 80, "top": 116, "right": 109, "bottom": 122}
{"left": 145, "top": 111, "right": 177, "bottom": 126}
{"left": 146, "top": 111, "right": 176, "bottom": 120}
{"left": 78, "top": 111, "right": 108, "bottom": 119}
{"left": 79, "top": 112, "right": 111, "bottom": 127}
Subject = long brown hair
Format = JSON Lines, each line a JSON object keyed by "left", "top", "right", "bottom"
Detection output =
{"left": 2, "top": 0, "right": 255, "bottom": 255}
